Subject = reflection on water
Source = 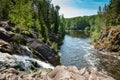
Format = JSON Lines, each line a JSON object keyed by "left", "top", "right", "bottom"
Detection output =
{"left": 66, "top": 30, "right": 90, "bottom": 38}
{"left": 60, "top": 30, "right": 120, "bottom": 80}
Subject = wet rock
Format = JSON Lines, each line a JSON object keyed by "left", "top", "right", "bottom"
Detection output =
{"left": 27, "top": 38, "right": 60, "bottom": 66}
{"left": 0, "top": 39, "right": 12, "bottom": 53}
{"left": 0, "top": 27, "right": 14, "bottom": 41}
{"left": 0, "top": 52, "right": 54, "bottom": 71}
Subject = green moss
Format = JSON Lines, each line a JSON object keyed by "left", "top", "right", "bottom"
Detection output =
{"left": 22, "top": 30, "right": 30, "bottom": 35}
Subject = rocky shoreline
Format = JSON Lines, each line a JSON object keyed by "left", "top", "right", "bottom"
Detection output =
{"left": 91, "top": 26, "right": 120, "bottom": 52}
{"left": 0, "top": 20, "right": 60, "bottom": 67}
{"left": 0, "top": 20, "right": 116, "bottom": 80}
{"left": 0, "top": 66, "right": 115, "bottom": 80}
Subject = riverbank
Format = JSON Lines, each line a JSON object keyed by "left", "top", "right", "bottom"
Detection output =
{"left": 0, "top": 66, "right": 115, "bottom": 80}
{"left": 91, "top": 26, "right": 120, "bottom": 52}
{"left": 0, "top": 20, "right": 61, "bottom": 69}
{"left": 0, "top": 20, "right": 116, "bottom": 80}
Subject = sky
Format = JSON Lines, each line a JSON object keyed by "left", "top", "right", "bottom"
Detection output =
{"left": 51, "top": 0, "right": 110, "bottom": 18}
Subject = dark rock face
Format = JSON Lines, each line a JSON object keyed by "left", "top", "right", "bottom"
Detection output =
{"left": 114, "top": 33, "right": 120, "bottom": 45}
{"left": 0, "top": 20, "right": 60, "bottom": 67}
{"left": 26, "top": 38, "right": 60, "bottom": 66}
{"left": 48, "top": 33, "right": 62, "bottom": 43}
{"left": 0, "top": 28, "right": 14, "bottom": 41}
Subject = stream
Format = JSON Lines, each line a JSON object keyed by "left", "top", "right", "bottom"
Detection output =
{"left": 60, "top": 30, "right": 120, "bottom": 80}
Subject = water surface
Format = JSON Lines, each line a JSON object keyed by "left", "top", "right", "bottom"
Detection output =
{"left": 60, "top": 30, "right": 120, "bottom": 80}
{"left": 60, "top": 31, "right": 94, "bottom": 68}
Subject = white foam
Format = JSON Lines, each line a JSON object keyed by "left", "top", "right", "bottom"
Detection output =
{"left": 0, "top": 52, "right": 54, "bottom": 70}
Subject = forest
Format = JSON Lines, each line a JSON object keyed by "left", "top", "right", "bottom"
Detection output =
{"left": 65, "top": 0, "right": 120, "bottom": 38}
{"left": 0, "top": 0, "right": 65, "bottom": 42}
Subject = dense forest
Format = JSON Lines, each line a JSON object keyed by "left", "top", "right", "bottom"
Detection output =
{"left": 0, "top": 0, "right": 65, "bottom": 43}
{"left": 65, "top": 0, "right": 120, "bottom": 38}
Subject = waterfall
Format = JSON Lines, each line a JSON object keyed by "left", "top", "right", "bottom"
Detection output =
{"left": 0, "top": 45, "right": 54, "bottom": 71}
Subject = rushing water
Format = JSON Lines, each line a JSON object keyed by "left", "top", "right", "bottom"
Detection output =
{"left": 0, "top": 45, "right": 54, "bottom": 71}
{"left": 60, "top": 31, "right": 95, "bottom": 68}
{"left": 60, "top": 30, "right": 120, "bottom": 80}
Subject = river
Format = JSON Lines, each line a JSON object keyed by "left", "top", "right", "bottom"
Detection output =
{"left": 60, "top": 30, "right": 120, "bottom": 80}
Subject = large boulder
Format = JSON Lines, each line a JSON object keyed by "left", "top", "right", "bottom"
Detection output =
{"left": 48, "top": 66, "right": 115, "bottom": 80}
{"left": 26, "top": 38, "right": 60, "bottom": 66}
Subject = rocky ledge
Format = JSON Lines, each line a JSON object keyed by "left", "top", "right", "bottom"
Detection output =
{"left": 0, "top": 20, "right": 60, "bottom": 66}
{"left": 0, "top": 66, "right": 115, "bottom": 80}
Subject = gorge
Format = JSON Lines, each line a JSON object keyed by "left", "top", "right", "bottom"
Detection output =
{"left": 0, "top": 0, "right": 120, "bottom": 80}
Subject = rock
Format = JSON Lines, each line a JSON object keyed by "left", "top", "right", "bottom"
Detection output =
{"left": 114, "top": 33, "right": 120, "bottom": 45}
{"left": 48, "top": 33, "right": 62, "bottom": 43}
{"left": 93, "top": 26, "right": 120, "bottom": 52}
{"left": 0, "top": 39, "right": 12, "bottom": 53}
{"left": 0, "top": 20, "right": 12, "bottom": 31}
{"left": 0, "top": 66, "right": 115, "bottom": 80}
{"left": 48, "top": 66, "right": 71, "bottom": 80}
{"left": 73, "top": 74, "right": 86, "bottom": 80}
{"left": 48, "top": 66, "right": 115, "bottom": 80}
{"left": 0, "top": 52, "right": 54, "bottom": 71}
{"left": 67, "top": 66, "right": 79, "bottom": 73}
{"left": 27, "top": 38, "right": 60, "bottom": 66}
{"left": 89, "top": 72, "right": 97, "bottom": 80}
{"left": 0, "top": 27, "right": 14, "bottom": 41}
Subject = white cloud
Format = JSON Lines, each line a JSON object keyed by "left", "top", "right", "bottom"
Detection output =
{"left": 51, "top": 0, "right": 97, "bottom": 18}
{"left": 59, "top": 7, "right": 97, "bottom": 18}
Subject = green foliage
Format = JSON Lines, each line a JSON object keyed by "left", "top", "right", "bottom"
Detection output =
{"left": 51, "top": 42, "right": 58, "bottom": 52}
{"left": 8, "top": 0, "right": 34, "bottom": 30}
{"left": 50, "top": 24, "right": 55, "bottom": 32}
{"left": 58, "top": 15, "right": 65, "bottom": 37}
{"left": 13, "top": 33, "right": 24, "bottom": 44}
{"left": 91, "top": 31, "right": 99, "bottom": 38}
{"left": 0, "top": 0, "right": 65, "bottom": 42}
{"left": 22, "top": 30, "right": 30, "bottom": 35}
{"left": 0, "top": 0, "right": 10, "bottom": 19}
{"left": 64, "top": 0, "right": 120, "bottom": 38}
{"left": 64, "top": 15, "right": 95, "bottom": 31}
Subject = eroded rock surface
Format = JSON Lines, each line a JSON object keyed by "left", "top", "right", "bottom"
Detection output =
{"left": 0, "top": 20, "right": 60, "bottom": 66}
{"left": 0, "top": 66, "right": 115, "bottom": 80}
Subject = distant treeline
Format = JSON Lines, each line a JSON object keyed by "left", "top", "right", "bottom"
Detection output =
{"left": 64, "top": 0, "right": 120, "bottom": 37}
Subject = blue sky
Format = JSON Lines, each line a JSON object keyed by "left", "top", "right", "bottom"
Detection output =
{"left": 51, "top": 0, "right": 110, "bottom": 18}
